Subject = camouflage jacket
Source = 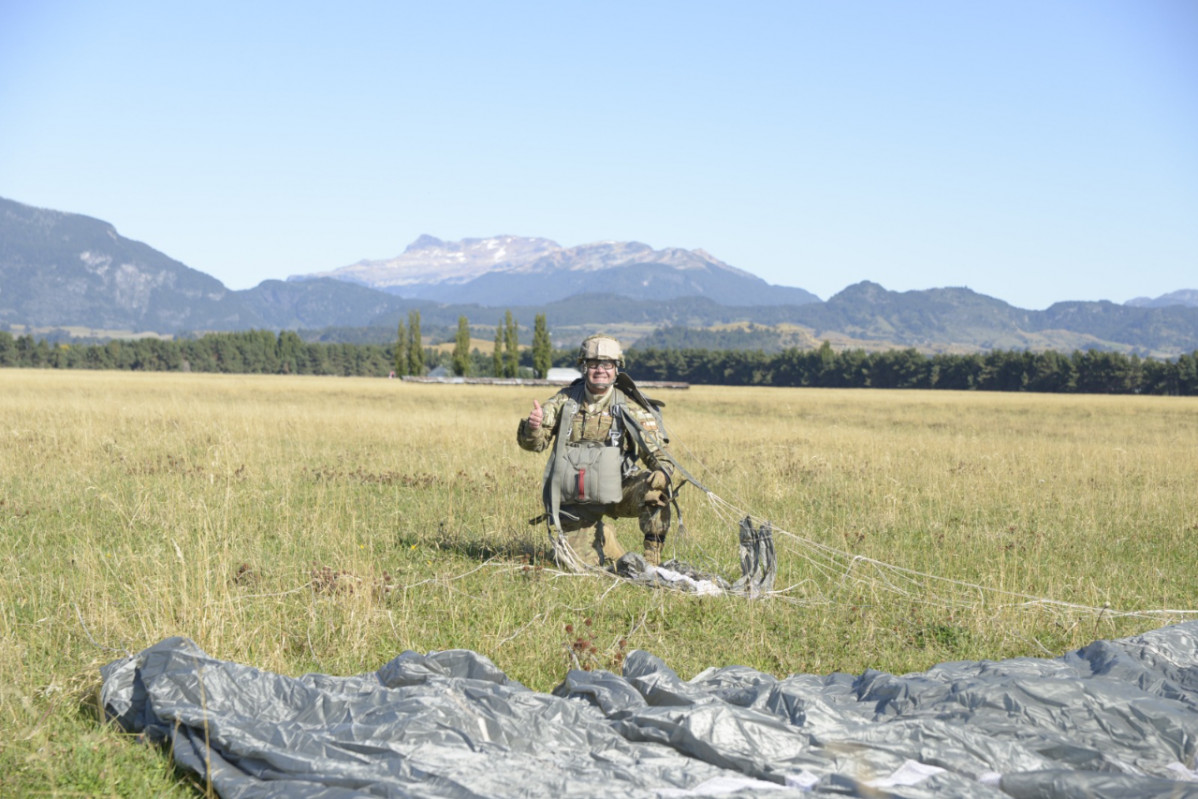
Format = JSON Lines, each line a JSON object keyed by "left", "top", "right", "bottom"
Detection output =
{"left": 516, "top": 380, "right": 672, "bottom": 476}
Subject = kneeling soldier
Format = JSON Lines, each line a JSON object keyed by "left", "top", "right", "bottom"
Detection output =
{"left": 517, "top": 334, "right": 674, "bottom": 568}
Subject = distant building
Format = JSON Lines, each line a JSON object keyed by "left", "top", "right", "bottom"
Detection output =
{"left": 546, "top": 367, "right": 580, "bottom": 384}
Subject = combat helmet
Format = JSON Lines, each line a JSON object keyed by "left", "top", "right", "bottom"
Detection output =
{"left": 576, "top": 334, "right": 624, "bottom": 368}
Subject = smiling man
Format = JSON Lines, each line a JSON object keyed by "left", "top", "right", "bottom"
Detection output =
{"left": 517, "top": 334, "right": 675, "bottom": 569}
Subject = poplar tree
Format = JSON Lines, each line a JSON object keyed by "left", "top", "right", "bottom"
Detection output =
{"left": 503, "top": 310, "right": 518, "bottom": 378}
{"left": 407, "top": 310, "right": 424, "bottom": 376}
{"left": 452, "top": 316, "right": 471, "bottom": 376}
{"left": 393, "top": 319, "right": 407, "bottom": 376}
{"left": 532, "top": 313, "right": 551, "bottom": 378}
{"left": 492, "top": 321, "right": 504, "bottom": 377}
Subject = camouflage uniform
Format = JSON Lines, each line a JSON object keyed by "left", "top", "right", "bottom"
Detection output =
{"left": 517, "top": 381, "right": 673, "bottom": 567}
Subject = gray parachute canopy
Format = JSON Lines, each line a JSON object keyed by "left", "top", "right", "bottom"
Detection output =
{"left": 101, "top": 621, "right": 1198, "bottom": 798}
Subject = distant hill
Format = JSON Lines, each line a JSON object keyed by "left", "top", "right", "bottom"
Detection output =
{"left": 0, "top": 196, "right": 262, "bottom": 332}
{"left": 238, "top": 278, "right": 413, "bottom": 330}
{"left": 0, "top": 198, "right": 426, "bottom": 334}
{"left": 627, "top": 284, "right": 1198, "bottom": 357}
{"left": 2, "top": 196, "right": 1196, "bottom": 357}
{"left": 1126, "top": 290, "right": 1198, "bottom": 309}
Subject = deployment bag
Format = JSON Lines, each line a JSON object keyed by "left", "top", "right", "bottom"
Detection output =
{"left": 554, "top": 442, "right": 624, "bottom": 505}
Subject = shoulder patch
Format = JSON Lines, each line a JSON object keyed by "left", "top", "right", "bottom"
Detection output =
{"left": 641, "top": 418, "right": 658, "bottom": 431}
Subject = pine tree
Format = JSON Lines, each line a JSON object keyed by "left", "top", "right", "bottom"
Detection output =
{"left": 503, "top": 310, "right": 518, "bottom": 378}
{"left": 492, "top": 320, "right": 504, "bottom": 377}
{"left": 452, "top": 316, "right": 471, "bottom": 376}
{"left": 278, "top": 331, "right": 304, "bottom": 375}
{"left": 532, "top": 313, "right": 551, "bottom": 378}
{"left": 393, "top": 319, "right": 407, "bottom": 376}
{"left": 407, "top": 310, "right": 424, "bottom": 376}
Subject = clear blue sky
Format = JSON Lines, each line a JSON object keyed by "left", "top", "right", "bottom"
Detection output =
{"left": 2, "top": 1, "right": 1195, "bottom": 309}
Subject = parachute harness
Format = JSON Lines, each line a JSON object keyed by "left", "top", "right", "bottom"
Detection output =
{"left": 535, "top": 374, "right": 777, "bottom": 595}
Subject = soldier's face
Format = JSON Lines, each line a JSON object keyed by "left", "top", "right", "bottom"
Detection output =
{"left": 584, "top": 359, "right": 616, "bottom": 392}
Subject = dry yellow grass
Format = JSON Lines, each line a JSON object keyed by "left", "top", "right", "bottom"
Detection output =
{"left": 1, "top": 368, "right": 1195, "bottom": 795}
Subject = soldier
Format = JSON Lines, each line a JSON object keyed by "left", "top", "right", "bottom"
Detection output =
{"left": 517, "top": 334, "right": 674, "bottom": 568}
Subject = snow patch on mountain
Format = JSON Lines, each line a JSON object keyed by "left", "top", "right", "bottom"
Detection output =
{"left": 294, "top": 235, "right": 753, "bottom": 289}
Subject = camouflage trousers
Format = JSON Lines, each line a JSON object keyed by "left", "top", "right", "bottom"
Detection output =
{"left": 555, "top": 470, "right": 671, "bottom": 568}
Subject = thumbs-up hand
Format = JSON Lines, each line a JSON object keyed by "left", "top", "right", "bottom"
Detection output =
{"left": 527, "top": 399, "right": 543, "bottom": 430}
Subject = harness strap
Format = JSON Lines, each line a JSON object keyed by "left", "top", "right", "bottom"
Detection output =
{"left": 613, "top": 404, "right": 712, "bottom": 495}
{"left": 541, "top": 378, "right": 709, "bottom": 551}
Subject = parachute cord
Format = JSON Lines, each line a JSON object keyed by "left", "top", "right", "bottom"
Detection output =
{"left": 667, "top": 439, "right": 1197, "bottom": 620}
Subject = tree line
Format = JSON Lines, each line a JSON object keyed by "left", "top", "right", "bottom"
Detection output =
{"left": 2, "top": 326, "right": 1195, "bottom": 395}
{"left": 624, "top": 342, "right": 1198, "bottom": 395}
{"left": 0, "top": 329, "right": 399, "bottom": 376}
{"left": 0, "top": 310, "right": 558, "bottom": 380}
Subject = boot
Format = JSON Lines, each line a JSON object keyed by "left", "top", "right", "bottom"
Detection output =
{"left": 639, "top": 487, "right": 671, "bottom": 567}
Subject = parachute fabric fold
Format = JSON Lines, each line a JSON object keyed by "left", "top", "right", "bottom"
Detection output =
{"left": 101, "top": 622, "right": 1198, "bottom": 798}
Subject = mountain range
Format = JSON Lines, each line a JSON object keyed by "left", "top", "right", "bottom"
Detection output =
{"left": 298, "top": 234, "right": 820, "bottom": 307}
{"left": 2, "top": 195, "right": 1196, "bottom": 357}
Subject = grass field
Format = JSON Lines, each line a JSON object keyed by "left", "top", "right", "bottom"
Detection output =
{"left": 1, "top": 369, "right": 1195, "bottom": 796}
